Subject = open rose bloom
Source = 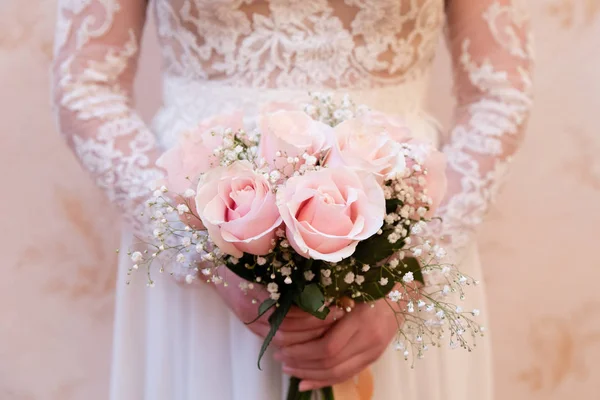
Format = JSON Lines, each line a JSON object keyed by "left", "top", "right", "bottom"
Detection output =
{"left": 133, "top": 94, "right": 480, "bottom": 400}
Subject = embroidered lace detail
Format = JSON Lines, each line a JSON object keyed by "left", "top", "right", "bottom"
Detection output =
{"left": 153, "top": 0, "right": 446, "bottom": 89}
{"left": 431, "top": 0, "right": 534, "bottom": 251}
{"left": 52, "top": 0, "right": 164, "bottom": 233}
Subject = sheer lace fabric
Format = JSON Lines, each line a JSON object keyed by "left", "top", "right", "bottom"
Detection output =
{"left": 52, "top": 0, "right": 533, "bottom": 249}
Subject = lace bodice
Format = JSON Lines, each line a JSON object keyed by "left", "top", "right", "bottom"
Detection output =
{"left": 152, "top": 0, "right": 445, "bottom": 88}
{"left": 51, "top": 0, "right": 533, "bottom": 250}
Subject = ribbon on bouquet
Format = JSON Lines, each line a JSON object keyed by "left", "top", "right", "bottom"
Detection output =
{"left": 332, "top": 368, "right": 374, "bottom": 400}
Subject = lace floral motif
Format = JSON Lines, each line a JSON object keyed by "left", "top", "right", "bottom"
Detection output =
{"left": 154, "top": 0, "right": 446, "bottom": 88}
{"left": 53, "top": 0, "right": 164, "bottom": 233}
{"left": 433, "top": 0, "right": 534, "bottom": 251}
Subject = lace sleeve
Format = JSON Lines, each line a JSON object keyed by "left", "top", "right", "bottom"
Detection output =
{"left": 51, "top": 0, "right": 164, "bottom": 234}
{"left": 433, "top": 0, "right": 534, "bottom": 251}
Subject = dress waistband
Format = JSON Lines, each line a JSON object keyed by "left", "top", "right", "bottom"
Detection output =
{"left": 152, "top": 76, "right": 440, "bottom": 149}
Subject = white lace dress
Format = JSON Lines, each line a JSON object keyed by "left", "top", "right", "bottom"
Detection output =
{"left": 51, "top": 1, "right": 533, "bottom": 399}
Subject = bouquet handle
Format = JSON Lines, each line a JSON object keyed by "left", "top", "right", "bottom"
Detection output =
{"left": 287, "top": 369, "right": 374, "bottom": 400}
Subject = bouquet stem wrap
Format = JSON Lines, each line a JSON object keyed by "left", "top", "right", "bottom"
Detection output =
{"left": 287, "top": 370, "right": 373, "bottom": 400}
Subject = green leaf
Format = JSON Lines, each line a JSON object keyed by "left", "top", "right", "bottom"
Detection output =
{"left": 352, "top": 228, "right": 405, "bottom": 265}
{"left": 356, "top": 257, "right": 425, "bottom": 302}
{"left": 226, "top": 254, "right": 257, "bottom": 282}
{"left": 358, "top": 266, "right": 396, "bottom": 301}
{"left": 352, "top": 198, "right": 409, "bottom": 265}
{"left": 258, "top": 291, "right": 294, "bottom": 370}
{"left": 295, "top": 283, "right": 325, "bottom": 313}
{"left": 245, "top": 298, "right": 276, "bottom": 325}
{"left": 386, "top": 198, "right": 403, "bottom": 214}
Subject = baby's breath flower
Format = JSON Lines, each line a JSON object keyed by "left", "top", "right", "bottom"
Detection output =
{"left": 402, "top": 271, "right": 414, "bottom": 283}
{"left": 222, "top": 137, "right": 233, "bottom": 148}
{"left": 176, "top": 204, "right": 190, "bottom": 215}
{"left": 267, "top": 282, "right": 278, "bottom": 293}
{"left": 304, "top": 270, "right": 315, "bottom": 281}
{"left": 176, "top": 254, "right": 186, "bottom": 263}
{"left": 183, "top": 189, "right": 196, "bottom": 198}
{"left": 256, "top": 257, "right": 267, "bottom": 266}
{"left": 131, "top": 251, "right": 143, "bottom": 263}
{"left": 344, "top": 272, "right": 355, "bottom": 284}
{"left": 379, "top": 277, "right": 389, "bottom": 286}
{"left": 388, "top": 290, "right": 402, "bottom": 302}
{"left": 435, "top": 247, "right": 447, "bottom": 259}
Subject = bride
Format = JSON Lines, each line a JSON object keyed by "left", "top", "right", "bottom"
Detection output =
{"left": 51, "top": 0, "right": 533, "bottom": 399}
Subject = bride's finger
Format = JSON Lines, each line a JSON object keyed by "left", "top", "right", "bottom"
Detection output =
{"left": 279, "top": 308, "right": 345, "bottom": 332}
{"left": 282, "top": 349, "right": 378, "bottom": 386}
{"left": 272, "top": 327, "right": 328, "bottom": 348}
{"left": 276, "top": 335, "right": 359, "bottom": 370}
{"left": 285, "top": 305, "right": 343, "bottom": 318}
{"left": 277, "top": 317, "right": 355, "bottom": 361}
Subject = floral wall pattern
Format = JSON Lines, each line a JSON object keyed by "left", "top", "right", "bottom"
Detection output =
{"left": 0, "top": 0, "right": 598, "bottom": 399}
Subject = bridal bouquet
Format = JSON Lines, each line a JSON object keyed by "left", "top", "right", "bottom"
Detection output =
{"left": 126, "top": 93, "right": 483, "bottom": 399}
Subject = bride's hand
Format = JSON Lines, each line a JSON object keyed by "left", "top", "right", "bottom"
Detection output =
{"left": 214, "top": 272, "right": 345, "bottom": 348}
{"left": 274, "top": 298, "right": 401, "bottom": 392}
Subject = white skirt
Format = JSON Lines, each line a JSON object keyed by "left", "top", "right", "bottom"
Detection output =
{"left": 110, "top": 232, "right": 492, "bottom": 400}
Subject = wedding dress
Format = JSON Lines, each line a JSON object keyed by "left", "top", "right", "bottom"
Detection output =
{"left": 51, "top": 0, "right": 533, "bottom": 399}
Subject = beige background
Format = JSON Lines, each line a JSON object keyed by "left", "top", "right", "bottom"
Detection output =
{"left": 1, "top": 0, "right": 599, "bottom": 399}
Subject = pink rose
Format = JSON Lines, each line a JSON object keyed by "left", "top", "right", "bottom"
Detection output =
{"left": 326, "top": 118, "right": 407, "bottom": 181}
{"left": 157, "top": 111, "right": 244, "bottom": 193}
{"left": 358, "top": 110, "right": 411, "bottom": 142}
{"left": 257, "top": 110, "right": 333, "bottom": 175}
{"left": 259, "top": 102, "right": 299, "bottom": 114}
{"left": 195, "top": 161, "right": 282, "bottom": 257}
{"left": 405, "top": 140, "right": 448, "bottom": 218}
{"left": 277, "top": 167, "right": 385, "bottom": 262}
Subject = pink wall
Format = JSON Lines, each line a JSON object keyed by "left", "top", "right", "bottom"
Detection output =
{"left": 1, "top": 0, "right": 599, "bottom": 398}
